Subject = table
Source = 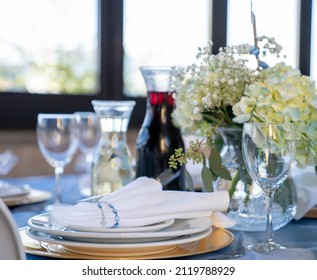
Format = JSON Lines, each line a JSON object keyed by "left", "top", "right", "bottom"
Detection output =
{"left": 5, "top": 174, "right": 317, "bottom": 260}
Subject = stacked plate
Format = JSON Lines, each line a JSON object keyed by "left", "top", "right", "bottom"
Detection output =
{"left": 25, "top": 213, "right": 213, "bottom": 258}
{"left": 0, "top": 182, "right": 51, "bottom": 207}
{"left": 0, "top": 182, "right": 30, "bottom": 199}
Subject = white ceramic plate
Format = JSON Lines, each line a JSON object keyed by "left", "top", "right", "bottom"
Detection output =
{"left": 28, "top": 217, "right": 211, "bottom": 243}
{"left": 3, "top": 189, "right": 52, "bottom": 207}
{"left": 26, "top": 226, "right": 212, "bottom": 257}
{"left": 0, "top": 182, "right": 30, "bottom": 198}
{"left": 21, "top": 227, "right": 234, "bottom": 259}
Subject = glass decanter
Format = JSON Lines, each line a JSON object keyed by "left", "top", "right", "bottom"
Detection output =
{"left": 91, "top": 100, "right": 136, "bottom": 196}
{"left": 135, "top": 66, "right": 185, "bottom": 190}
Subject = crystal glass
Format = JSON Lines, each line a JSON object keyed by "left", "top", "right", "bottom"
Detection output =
{"left": 73, "top": 112, "right": 100, "bottom": 196}
{"left": 91, "top": 100, "right": 136, "bottom": 196}
{"left": 74, "top": 112, "right": 100, "bottom": 165}
{"left": 242, "top": 122, "right": 296, "bottom": 253}
{"left": 36, "top": 114, "right": 78, "bottom": 210}
{"left": 217, "top": 127, "right": 297, "bottom": 231}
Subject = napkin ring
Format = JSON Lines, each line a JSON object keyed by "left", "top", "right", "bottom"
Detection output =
{"left": 97, "top": 202, "right": 119, "bottom": 228}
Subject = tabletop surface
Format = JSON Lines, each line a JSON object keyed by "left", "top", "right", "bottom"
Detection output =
{"left": 4, "top": 174, "right": 317, "bottom": 260}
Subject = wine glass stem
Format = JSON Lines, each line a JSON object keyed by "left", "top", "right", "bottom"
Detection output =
{"left": 54, "top": 166, "right": 64, "bottom": 205}
{"left": 264, "top": 191, "right": 274, "bottom": 244}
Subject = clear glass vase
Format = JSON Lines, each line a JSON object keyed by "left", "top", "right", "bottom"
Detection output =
{"left": 91, "top": 100, "right": 136, "bottom": 196}
{"left": 217, "top": 127, "right": 297, "bottom": 232}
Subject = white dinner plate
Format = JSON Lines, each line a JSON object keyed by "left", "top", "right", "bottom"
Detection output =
{"left": 28, "top": 212, "right": 175, "bottom": 234}
{"left": 2, "top": 189, "right": 52, "bottom": 207}
{"left": 21, "top": 227, "right": 234, "bottom": 259}
{"left": 26, "top": 226, "right": 212, "bottom": 257}
{"left": 27, "top": 217, "right": 211, "bottom": 243}
{"left": 0, "top": 182, "right": 30, "bottom": 198}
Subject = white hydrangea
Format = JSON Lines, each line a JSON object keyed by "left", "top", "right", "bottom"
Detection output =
{"left": 233, "top": 62, "right": 317, "bottom": 167}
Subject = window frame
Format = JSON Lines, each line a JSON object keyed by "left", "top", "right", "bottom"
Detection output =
{"left": 0, "top": 0, "right": 312, "bottom": 129}
{"left": 299, "top": 0, "right": 312, "bottom": 76}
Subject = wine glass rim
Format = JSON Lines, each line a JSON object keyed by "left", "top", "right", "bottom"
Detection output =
{"left": 74, "top": 111, "right": 95, "bottom": 115}
{"left": 243, "top": 122, "right": 295, "bottom": 128}
{"left": 91, "top": 100, "right": 136, "bottom": 107}
{"left": 74, "top": 111, "right": 96, "bottom": 118}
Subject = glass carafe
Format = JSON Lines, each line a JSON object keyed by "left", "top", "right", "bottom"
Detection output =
{"left": 91, "top": 100, "right": 136, "bottom": 196}
{"left": 135, "top": 66, "right": 185, "bottom": 191}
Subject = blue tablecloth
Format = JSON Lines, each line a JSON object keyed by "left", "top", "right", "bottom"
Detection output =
{"left": 5, "top": 174, "right": 317, "bottom": 260}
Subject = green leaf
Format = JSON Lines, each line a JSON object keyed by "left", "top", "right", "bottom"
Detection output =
{"left": 209, "top": 166, "right": 218, "bottom": 181}
{"left": 214, "top": 133, "right": 224, "bottom": 152}
{"left": 201, "top": 111, "right": 219, "bottom": 123}
{"left": 184, "top": 168, "right": 195, "bottom": 192}
{"left": 208, "top": 148, "right": 232, "bottom": 180}
{"left": 229, "top": 172, "right": 240, "bottom": 198}
{"left": 201, "top": 166, "right": 214, "bottom": 192}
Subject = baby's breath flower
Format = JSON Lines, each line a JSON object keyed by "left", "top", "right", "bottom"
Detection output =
{"left": 193, "top": 107, "right": 200, "bottom": 115}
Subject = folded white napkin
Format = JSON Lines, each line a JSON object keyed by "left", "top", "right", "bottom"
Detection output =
{"left": 51, "top": 176, "right": 231, "bottom": 229}
{"left": 292, "top": 165, "right": 317, "bottom": 220}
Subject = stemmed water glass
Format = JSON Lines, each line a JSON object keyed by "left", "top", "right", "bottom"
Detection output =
{"left": 242, "top": 122, "right": 296, "bottom": 253}
{"left": 73, "top": 112, "right": 100, "bottom": 196}
{"left": 36, "top": 114, "right": 78, "bottom": 211}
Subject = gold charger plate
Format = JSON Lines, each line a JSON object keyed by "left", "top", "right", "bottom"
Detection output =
{"left": 19, "top": 227, "right": 234, "bottom": 260}
{"left": 4, "top": 189, "right": 52, "bottom": 207}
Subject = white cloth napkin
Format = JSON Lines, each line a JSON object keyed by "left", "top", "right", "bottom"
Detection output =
{"left": 292, "top": 165, "right": 317, "bottom": 220}
{"left": 51, "top": 176, "right": 231, "bottom": 229}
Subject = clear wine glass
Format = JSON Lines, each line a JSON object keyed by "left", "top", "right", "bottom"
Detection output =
{"left": 73, "top": 112, "right": 100, "bottom": 196}
{"left": 36, "top": 114, "right": 78, "bottom": 211}
{"left": 242, "top": 122, "right": 296, "bottom": 253}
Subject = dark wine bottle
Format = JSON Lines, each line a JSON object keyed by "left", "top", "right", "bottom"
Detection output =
{"left": 135, "top": 67, "right": 185, "bottom": 191}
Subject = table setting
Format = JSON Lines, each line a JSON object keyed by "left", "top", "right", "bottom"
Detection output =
{"left": 3, "top": 60, "right": 317, "bottom": 261}
{"left": 3, "top": 61, "right": 317, "bottom": 260}
{"left": 2, "top": 2, "right": 317, "bottom": 261}
{"left": 18, "top": 176, "right": 238, "bottom": 260}
{"left": 0, "top": 150, "right": 52, "bottom": 207}
{"left": 5, "top": 170, "right": 317, "bottom": 260}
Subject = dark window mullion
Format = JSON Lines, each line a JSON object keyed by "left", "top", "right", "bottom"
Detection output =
{"left": 211, "top": 0, "right": 228, "bottom": 54}
{"left": 299, "top": 0, "right": 312, "bottom": 76}
{"left": 99, "top": 0, "right": 124, "bottom": 100}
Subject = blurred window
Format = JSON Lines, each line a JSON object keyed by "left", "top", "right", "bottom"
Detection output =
{"left": 0, "top": 0, "right": 98, "bottom": 95}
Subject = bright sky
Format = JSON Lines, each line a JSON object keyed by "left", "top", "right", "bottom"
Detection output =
{"left": 0, "top": 0, "right": 97, "bottom": 64}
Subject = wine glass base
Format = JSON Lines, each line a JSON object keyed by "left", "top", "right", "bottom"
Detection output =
{"left": 246, "top": 241, "right": 285, "bottom": 254}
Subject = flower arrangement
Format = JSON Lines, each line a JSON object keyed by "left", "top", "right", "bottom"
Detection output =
{"left": 233, "top": 62, "right": 317, "bottom": 167}
{"left": 169, "top": 36, "right": 317, "bottom": 191}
